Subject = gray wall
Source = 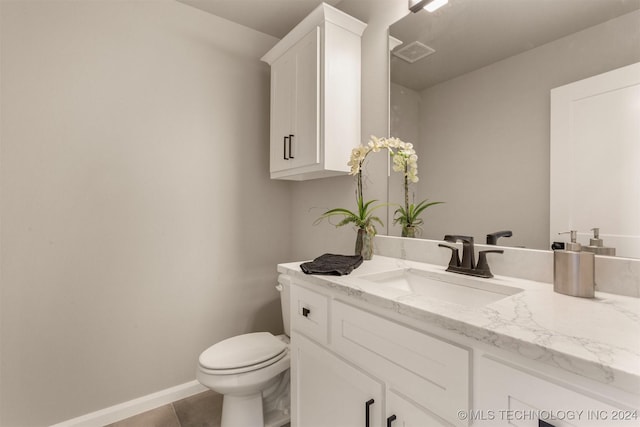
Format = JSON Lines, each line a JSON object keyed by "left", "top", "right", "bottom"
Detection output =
{"left": 391, "top": 10, "right": 640, "bottom": 249}
{"left": 0, "top": 1, "right": 291, "bottom": 425}
{"left": 290, "top": 0, "right": 408, "bottom": 260}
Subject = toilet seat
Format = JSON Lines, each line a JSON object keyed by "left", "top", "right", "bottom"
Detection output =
{"left": 199, "top": 332, "right": 287, "bottom": 375}
{"left": 199, "top": 349, "right": 288, "bottom": 375}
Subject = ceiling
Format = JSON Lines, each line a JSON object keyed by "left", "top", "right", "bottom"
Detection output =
{"left": 390, "top": 0, "right": 640, "bottom": 90}
{"left": 176, "top": 0, "right": 344, "bottom": 39}
{"left": 175, "top": 0, "right": 640, "bottom": 91}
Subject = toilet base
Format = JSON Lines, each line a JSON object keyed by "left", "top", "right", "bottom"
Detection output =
{"left": 221, "top": 393, "right": 263, "bottom": 427}
{"left": 264, "top": 369, "right": 290, "bottom": 427}
{"left": 219, "top": 369, "right": 290, "bottom": 427}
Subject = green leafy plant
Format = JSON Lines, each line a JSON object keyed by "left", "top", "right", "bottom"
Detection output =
{"left": 388, "top": 138, "right": 443, "bottom": 237}
{"left": 315, "top": 139, "right": 387, "bottom": 235}
{"left": 315, "top": 135, "right": 441, "bottom": 247}
{"left": 393, "top": 199, "right": 443, "bottom": 236}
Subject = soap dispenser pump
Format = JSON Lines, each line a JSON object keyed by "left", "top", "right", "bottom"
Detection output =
{"left": 583, "top": 228, "right": 616, "bottom": 256}
{"left": 553, "top": 230, "right": 595, "bottom": 298}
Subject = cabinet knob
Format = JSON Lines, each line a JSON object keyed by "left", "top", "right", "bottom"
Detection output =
{"left": 365, "top": 399, "right": 375, "bottom": 427}
{"left": 386, "top": 414, "right": 397, "bottom": 427}
{"left": 302, "top": 307, "right": 310, "bottom": 317}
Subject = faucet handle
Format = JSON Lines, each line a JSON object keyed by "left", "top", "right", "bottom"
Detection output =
{"left": 475, "top": 250, "right": 504, "bottom": 278}
{"left": 438, "top": 244, "right": 460, "bottom": 270}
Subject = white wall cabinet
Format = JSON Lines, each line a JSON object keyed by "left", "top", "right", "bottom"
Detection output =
{"left": 261, "top": 4, "right": 366, "bottom": 180}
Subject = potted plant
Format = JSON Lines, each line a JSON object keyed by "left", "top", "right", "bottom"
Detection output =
{"left": 315, "top": 138, "right": 388, "bottom": 259}
{"left": 389, "top": 139, "right": 443, "bottom": 238}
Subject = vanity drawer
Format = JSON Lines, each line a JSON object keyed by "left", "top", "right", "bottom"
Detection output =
{"left": 290, "top": 284, "right": 329, "bottom": 345}
{"left": 332, "top": 300, "right": 470, "bottom": 427}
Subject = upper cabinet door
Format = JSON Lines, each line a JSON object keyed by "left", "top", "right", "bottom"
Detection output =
{"left": 269, "top": 51, "right": 295, "bottom": 173}
{"left": 269, "top": 27, "right": 321, "bottom": 175}
{"left": 291, "top": 27, "right": 321, "bottom": 172}
{"left": 261, "top": 3, "right": 366, "bottom": 181}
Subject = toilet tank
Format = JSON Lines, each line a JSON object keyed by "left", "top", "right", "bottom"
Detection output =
{"left": 276, "top": 274, "right": 291, "bottom": 337}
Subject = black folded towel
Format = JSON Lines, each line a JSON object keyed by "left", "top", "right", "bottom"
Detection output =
{"left": 300, "top": 253, "right": 364, "bottom": 276}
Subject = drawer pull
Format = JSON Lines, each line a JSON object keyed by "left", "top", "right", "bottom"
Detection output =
{"left": 386, "top": 414, "right": 397, "bottom": 427}
{"left": 302, "top": 307, "right": 310, "bottom": 317}
{"left": 365, "top": 399, "right": 375, "bottom": 427}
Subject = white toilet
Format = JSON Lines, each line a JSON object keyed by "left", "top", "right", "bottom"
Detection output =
{"left": 197, "top": 276, "right": 291, "bottom": 427}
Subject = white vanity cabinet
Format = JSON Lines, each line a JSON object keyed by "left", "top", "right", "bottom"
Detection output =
{"left": 475, "top": 356, "right": 638, "bottom": 427}
{"left": 261, "top": 4, "right": 365, "bottom": 181}
{"left": 289, "top": 279, "right": 470, "bottom": 427}
{"left": 286, "top": 273, "right": 640, "bottom": 427}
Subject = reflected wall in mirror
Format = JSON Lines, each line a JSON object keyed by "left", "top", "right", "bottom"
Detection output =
{"left": 388, "top": 0, "right": 640, "bottom": 256}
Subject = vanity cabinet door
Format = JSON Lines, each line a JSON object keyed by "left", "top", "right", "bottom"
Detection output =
{"left": 331, "top": 300, "right": 470, "bottom": 427}
{"left": 475, "top": 356, "right": 636, "bottom": 427}
{"left": 386, "top": 389, "right": 450, "bottom": 427}
{"left": 292, "top": 333, "right": 384, "bottom": 427}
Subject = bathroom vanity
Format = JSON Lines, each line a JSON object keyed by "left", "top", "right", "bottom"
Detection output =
{"left": 278, "top": 239, "right": 640, "bottom": 427}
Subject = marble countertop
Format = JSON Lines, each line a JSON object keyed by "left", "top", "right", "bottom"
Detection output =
{"left": 278, "top": 255, "right": 640, "bottom": 396}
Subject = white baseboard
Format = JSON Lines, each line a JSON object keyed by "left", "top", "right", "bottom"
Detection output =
{"left": 49, "top": 380, "right": 208, "bottom": 427}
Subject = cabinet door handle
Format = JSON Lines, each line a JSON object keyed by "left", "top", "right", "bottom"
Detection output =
{"left": 386, "top": 414, "right": 397, "bottom": 427}
{"left": 302, "top": 307, "right": 310, "bottom": 317}
{"left": 283, "top": 136, "right": 289, "bottom": 160}
{"left": 539, "top": 420, "right": 554, "bottom": 427}
{"left": 289, "top": 134, "right": 295, "bottom": 159}
{"left": 365, "top": 399, "right": 374, "bottom": 427}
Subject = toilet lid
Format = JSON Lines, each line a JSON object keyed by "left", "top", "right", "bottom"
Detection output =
{"left": 199, "top": 332, "right": 287, "bottom": 370}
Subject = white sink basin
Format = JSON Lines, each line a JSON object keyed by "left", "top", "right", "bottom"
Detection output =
{"left": 359, "top": 268, "right": 523, "bottom": 307}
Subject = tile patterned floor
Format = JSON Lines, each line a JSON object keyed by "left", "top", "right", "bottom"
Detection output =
{"left": 105, "top": 390, "right": 223, "bottom": 427}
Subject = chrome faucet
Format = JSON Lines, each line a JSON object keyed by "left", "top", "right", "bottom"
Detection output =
{"left": 438, "top": 235, "right": 503, "bottom": 278}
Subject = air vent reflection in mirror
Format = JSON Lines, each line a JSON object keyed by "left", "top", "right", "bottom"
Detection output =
{"left": 393, "top": 41, "right": 435, "bottom": 63}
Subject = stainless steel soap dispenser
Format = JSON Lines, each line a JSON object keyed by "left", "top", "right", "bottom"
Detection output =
{"left": 553, "top": 230, "right": 595, "bottom": 298}
{"left": 583, "top": 227, "right": 616, "bottom": 256}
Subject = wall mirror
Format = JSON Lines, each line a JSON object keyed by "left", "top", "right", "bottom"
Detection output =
{"left": 388, "top": 0, "right": 640, "bottom": 257}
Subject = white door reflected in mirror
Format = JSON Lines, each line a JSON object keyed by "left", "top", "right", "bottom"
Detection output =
{"left": 550, "top": 62, "right": 640, "bottom": 259}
